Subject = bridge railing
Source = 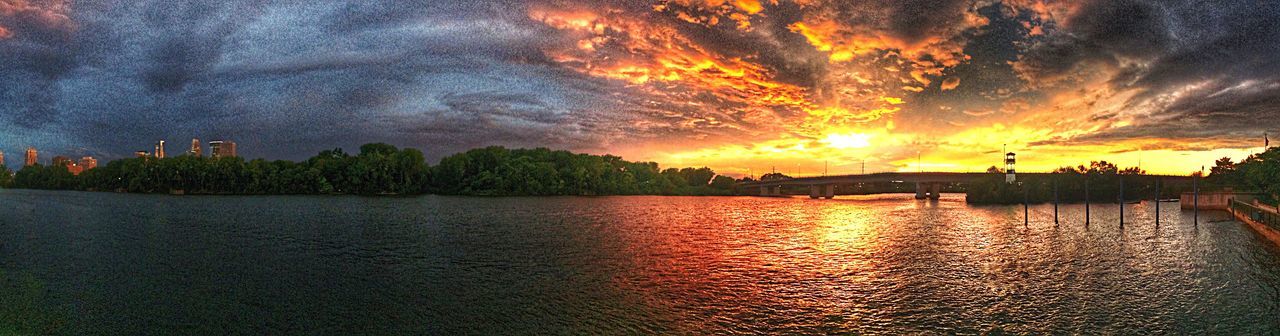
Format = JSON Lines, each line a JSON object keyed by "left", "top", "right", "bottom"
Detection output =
{"left": 1231, "top": 199, "right": 1280, "bottom": 232}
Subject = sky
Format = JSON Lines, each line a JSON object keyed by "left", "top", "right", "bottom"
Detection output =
{"left": 1, "top": 0, "right": 1278, "bottom": 175}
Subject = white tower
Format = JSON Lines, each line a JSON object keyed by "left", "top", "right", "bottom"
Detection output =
{"left": 1005, "top": 152, "right": 1017, "bottom": 184}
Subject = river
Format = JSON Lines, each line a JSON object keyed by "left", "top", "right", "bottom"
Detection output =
{"left": 1, "top": 189, "right": 1278, "bottom": 334}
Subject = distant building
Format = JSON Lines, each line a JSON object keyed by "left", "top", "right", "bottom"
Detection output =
{"left": 209, "top": 140, "right": 237, "bottom": 158}
{"left": 52, "top": 156, "right": 72, "bottom": 167}
{"left": 0, "top": 151, "right": 5, "bottom": 167}
{"left": 25, "top": 147, "right": 37, "bottom": 166}
{"left": 155, "top": 140, "right": 166, "bottom": 159}
{"left": 79, "top": 157, "right": 97, "bottom": 170}
{"left": 190, "top": 138, "right": 202, "bottom": 157}
{"left": 52, "top": 155, "right": 85, "bottom": 175}
{"left": 135, "top": 151, "right": 150, "bottom": 158}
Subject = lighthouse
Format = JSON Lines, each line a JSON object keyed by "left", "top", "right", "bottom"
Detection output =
{"left": 1005, "top": 152, "right": 1017, "bottom": 184}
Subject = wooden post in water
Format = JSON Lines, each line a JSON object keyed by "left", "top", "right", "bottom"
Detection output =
{"left": 1053, "top": 178, "right": 1059, "bottom": 226}
{"left": 1155, "top": 178, "right": 1160, "bottom": 227}
{"left": 1085, "top": 177, "right": 1091, "bottom": 227}
{"left": 1193, "top": 175, "right": 1199, "bottom": 226}
{"left": 1119, "top": 177, "right": 1125, "bottom": 228}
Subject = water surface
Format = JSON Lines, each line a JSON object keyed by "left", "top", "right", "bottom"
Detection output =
{"left": 1, "top": 190, "right": 1278, "bottom": 334}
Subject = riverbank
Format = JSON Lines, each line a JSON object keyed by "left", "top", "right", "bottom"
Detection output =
{"left": 1231, "top": 199, "right": 1280, "bottom": 247}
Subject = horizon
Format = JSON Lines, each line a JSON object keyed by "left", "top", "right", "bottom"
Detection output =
{"left": 3, "top": 1, "right": 1279, "bottom": 176}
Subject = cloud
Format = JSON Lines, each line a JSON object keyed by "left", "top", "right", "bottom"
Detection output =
{"left": 0, "top": 0, "right": 1276, "bottom": 174}
{"left": 940, "top": 77, "right": 961, "bottom": 90}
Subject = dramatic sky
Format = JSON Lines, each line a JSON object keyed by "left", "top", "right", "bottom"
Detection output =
{"left": 2, "top": 0, "right": 1278, "bottom": 175}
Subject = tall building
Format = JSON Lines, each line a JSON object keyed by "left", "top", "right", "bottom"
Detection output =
{"left": 79, "top": 157, "right": 97, "bottom": 170}
{"left": 190, "top": 138, "right": 202, "bottom": 157}
{"left": 155, "top": 140, "right": 166, "bottom": 159}
{"left": 0, "top": 151, "right": 5, "bottom": 167}
{"left": 209, "top": 140, "right": 237, "bottom": 158}
{"left": 25, "top": 147, "right": 37, "bottom": 166}
{"left": 53, "top": 157, "right": 84, "bottom": 175}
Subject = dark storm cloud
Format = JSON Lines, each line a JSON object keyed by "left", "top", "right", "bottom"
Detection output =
{"left": 3, "top": 0, "right": 1279, "bottom": 168}
{"left": 1012, "top": 0, "right": 1280, "bottom": 144}
{"left": 652, "top": 0, "right": 828, "bottom": 89}
{"left": 1013, "top": 0, "right": 1174, "bottom": 84}
{"left": 0, "top": 0, "right": 612, "bottom": 163}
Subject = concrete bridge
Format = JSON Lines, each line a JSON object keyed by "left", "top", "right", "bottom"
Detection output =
{"left": 737, "top": 172, "right": 1194, "bottom": 199}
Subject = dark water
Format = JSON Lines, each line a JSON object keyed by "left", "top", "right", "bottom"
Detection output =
{"left": 2, "top": 189, "right": 1279, "bottom": 334}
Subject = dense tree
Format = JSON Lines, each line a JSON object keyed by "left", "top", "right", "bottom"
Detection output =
{"left": 759, "top": 172, "right": 791, "bottom": 181}
{"left": 13, "top": 165, "right": 77, "bottom": 190}
{"left": 1205, "top": 147, "right": 1280, "bottom": 204}
{"left": 2, "top": 144, "right": 739, "bottom": 196}
{"left": 966, "top": 161, "right": 1161, "bottom": 204}
{"left": 428, "top": 147, "right": 733, "bottom": 196}
{"left": 0, "top": 166, "right": 12, "bottom": 188}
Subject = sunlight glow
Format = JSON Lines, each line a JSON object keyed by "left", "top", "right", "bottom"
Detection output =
{"left": 823, "top": 133, "right": 872, "bottom": 149}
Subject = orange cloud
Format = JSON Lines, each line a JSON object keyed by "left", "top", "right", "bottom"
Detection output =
{"left": 528, "top": 1, "right": 1241, "bottom": 177}
{"left": 0, "top": 0, "right": 76, "bottom": 37}
{"left": 940, "top": 77, "right": 960, "bottom": 90}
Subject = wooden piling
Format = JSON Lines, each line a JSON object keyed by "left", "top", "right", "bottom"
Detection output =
{"left": 1053, "top": 179, "right": 1059, "bottom": 225}
{"left": 1193, "top": 175, "right": 1199, "bottom": 226}
{"left": 1119, "top": 177, "right": 1125, "bottom": 228}
{"left": 1154, "top": 178, "right": 1160, "bottom": 227}
{"left": 1085, "top": 178, "right": 1090, "bottom": 227}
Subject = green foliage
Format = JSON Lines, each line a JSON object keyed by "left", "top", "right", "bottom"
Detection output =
{"left": 1205, "top": 147, "right": 1280, "bottom": 204}
{"left": 13, "top": 164, "right": 77, "bottom": 190}
{"left": 0, "top": 166, "right": 12, "bottom": 188}
{"left": 966, "top": 161, "right": 1161, "bottom": 204}
{"left": 428, "top": 146, "right": 734, "bottom": 196}
{"left": 19, "top": 143, "right": 428, "bottom": 195}
{"left": 9, "top": 144, "right": 740, "bottom": 196}
{"left": 759, "top": 172, "right": 791, "bottom": 181}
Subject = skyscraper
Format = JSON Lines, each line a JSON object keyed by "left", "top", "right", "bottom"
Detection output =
{"left": 190, "top": 138, "right": 202, "bottom": 157}
{"left": 25, "top": 147, "right": 37, "bottom": 166}
{"left": 0, "top": 151, "right": 5, "bottom": 168}
{"left": 209, "top": 140, "right": 238, "bottom": 158}
{"left": 155, "top": 140, "right": 166, "bottom": 159}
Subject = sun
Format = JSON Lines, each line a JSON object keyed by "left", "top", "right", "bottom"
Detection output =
{"left": 823, "top": 133, "right": 872, "bottom": 149}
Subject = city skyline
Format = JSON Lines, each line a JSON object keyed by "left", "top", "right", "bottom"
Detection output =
{"left": 1, "top": 137, "right": 234, "bottom": 168}
{"left": 2, "top": 1, "right": 1279, "bottom": 175}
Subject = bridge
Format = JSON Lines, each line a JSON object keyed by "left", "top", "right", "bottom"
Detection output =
{"left": 736, "top": 172, "right": 1194, "bottom": 199}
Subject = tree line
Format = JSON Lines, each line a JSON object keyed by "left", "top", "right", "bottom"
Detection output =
{"left": 0, "top": 144, "right": 738, "bottom": 196}
{"left": 966, "top": 148, "right": 1280, "bottom": 205}
{"left": 965, "top": 161, "right": 1173, "bottom": 204}
{"left": 1201, "top": 147, "right": 1280, "bottom": 204}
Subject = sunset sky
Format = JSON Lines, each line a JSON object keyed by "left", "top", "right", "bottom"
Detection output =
{"left": 2, "top": 0, "right": 1277, "bottom": 175}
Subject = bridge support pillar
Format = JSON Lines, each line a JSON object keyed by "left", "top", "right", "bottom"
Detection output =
{"left": 773, "top": 185, "right": 782, "bottom": 196}
{"left": 915, "top": 182, "right": 927, "bottom": 199}
{"left": 760, "top": 186, "right": 770, "bottom": 196}
{"left": 809, "top": 185, "right": 821, "bottom": 199}
{"left": 929, "top": 183, "right": 942, "bottom": 200}
{"left": 823, "top": 184, "right": 836, "bottom": 199}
